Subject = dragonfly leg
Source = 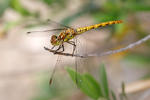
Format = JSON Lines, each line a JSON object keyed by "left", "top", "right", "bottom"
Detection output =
{"left": 67, "top": 41, "right": 76, "bottom": 56}
{"left": 54, "top": 45, "right": 62, "bottom": 54}
{"left": 61, "top": 44, "right": 65, "bottom": 52}
{"left": 57, "top": 44, "right": 65, "bottom": 53}
{"left": 51, "top": 46, "right": 55, "bottom": 49}
{"left": 54, "top": 44, "right": 65, "bottom": 54}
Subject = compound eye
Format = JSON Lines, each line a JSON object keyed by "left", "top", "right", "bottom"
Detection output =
{"left": 52, "top": 35, "right": 57, "bottom": 39}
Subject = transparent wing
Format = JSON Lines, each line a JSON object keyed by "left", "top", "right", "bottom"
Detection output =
{"left": 26, "top": 19, "right": 75, "bottom": 36}
{"left": 26, "top": 28, "right": 66, "bottom": 38}
{"left": 27, "top": 28, "right": 65, "bottom": 34}
{"left": 47, "top": 19, "right": 72, "bottom": 29}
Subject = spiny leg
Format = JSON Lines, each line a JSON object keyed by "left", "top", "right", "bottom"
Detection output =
{"left": 67, "top": 41, "right": 76, "bottom": 56}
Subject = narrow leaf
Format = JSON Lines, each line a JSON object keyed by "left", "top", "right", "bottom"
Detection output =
{"left": 84, "top": 73, "right": 103, "bottom": 97}
{"left": 99, "top": 64, "right": 109, "bottom": 99}
{"left": 66, "top": 67, "right": 103, "bottom": 100}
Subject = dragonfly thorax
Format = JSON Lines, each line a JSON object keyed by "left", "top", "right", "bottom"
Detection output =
{"left": 50, "top": 28, "right": 76, "bottom": 46}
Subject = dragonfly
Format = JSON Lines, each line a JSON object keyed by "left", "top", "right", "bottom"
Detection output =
{"left": 27, "top": 20, "right": 123, "bottom": 85}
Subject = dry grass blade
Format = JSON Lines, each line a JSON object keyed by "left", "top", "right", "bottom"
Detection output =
{"left": 118, "top": 79, "right": 150, "bottom": 94}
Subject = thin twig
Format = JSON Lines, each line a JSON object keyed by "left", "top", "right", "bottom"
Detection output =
{"left": 88, "top": 34, "right": 150, "bottom": 57}
{"left": 44, "top": 47, "right": 85, "bottom": 58}
{"left": 44, "top": 34, "right": 150, "bottom": 58}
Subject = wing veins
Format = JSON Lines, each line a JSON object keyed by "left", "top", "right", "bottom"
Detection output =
{"left": 27, "top": 28, "right": 65, "bottom": 34}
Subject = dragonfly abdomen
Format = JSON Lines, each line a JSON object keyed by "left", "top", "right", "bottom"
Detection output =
{"left": 76, "top": 20, "right": 122, "bottom": 34}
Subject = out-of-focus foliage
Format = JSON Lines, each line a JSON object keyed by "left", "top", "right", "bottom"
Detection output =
{"left": 32, "top": 75, "right": 60, "bottom": 100}
{"left": 0, "top": 0, "right": 10, "bottom": 17}
{"left": 124, "top": 53, "right": 150, "bottom": 66}
{"left": 32, "top": 73, "right": 74, "bottom": 100}
{"left": 92, "top": 0, "right": 150, "bottom": 22}
{"left": 10, "top": 0, "right": 31, "bottom": 16}
{"left": 0, "top": 0, "right": 32, "bottom": 16}
{"left": 41, "top": 0, "right": 67, "bottom": 7}
{"left": 66, "top": 65, "right": 128, "bottom": 100}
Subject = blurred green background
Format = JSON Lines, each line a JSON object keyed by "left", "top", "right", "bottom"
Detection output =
{"left": 0, "top": 0, "right": 150, "bottom": 100}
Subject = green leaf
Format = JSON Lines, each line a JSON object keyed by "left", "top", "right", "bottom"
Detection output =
{"left": 66, "top": 67, "right": 103, "bottom": 100}
{"left": 83, "top": 73, "right": 103, "bottom": 97}
{"left": 99, "top": 64, "right": 109, "bottom": 99}
{"left": 66, "top": 67, "right": 83, "bottom": 85}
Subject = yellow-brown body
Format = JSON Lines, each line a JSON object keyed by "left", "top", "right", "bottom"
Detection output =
{"left": 51, "top": 20, "right": 122, "bottom": 46}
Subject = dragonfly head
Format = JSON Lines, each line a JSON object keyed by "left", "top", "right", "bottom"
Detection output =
{"left": 51, "top": 35, "right": 60, "bottom": 46}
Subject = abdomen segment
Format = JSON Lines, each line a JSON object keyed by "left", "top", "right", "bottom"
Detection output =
{"left": 76, "top": 20, "right": 123, "bottom": 34}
